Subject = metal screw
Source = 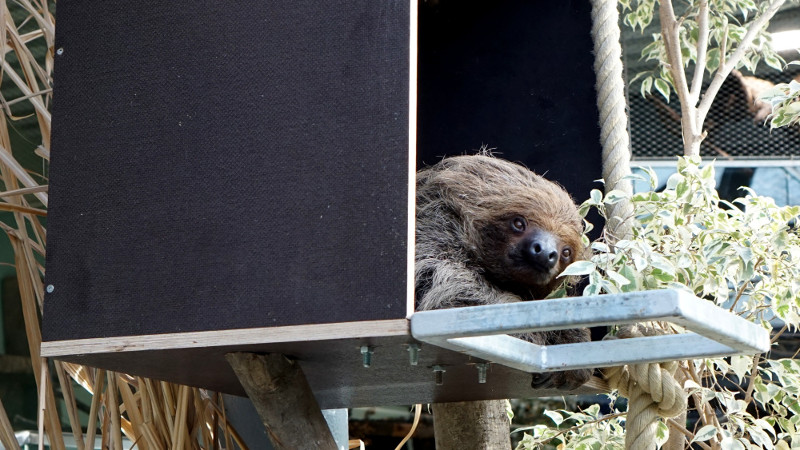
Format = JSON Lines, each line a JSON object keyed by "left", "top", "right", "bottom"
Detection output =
{"left": 407, "top": 343, "right": 421, "bottom": 366}
{"left": 433, "top": 365, "right": 446, "bottom": 385}
{"left": 56, "top": 48, "right": 64, "bottom": 56}
{"left": 360, "top": 346, "right": 373, "bottom": 368}
{"left": 476, "top": 363, "right": 488, "bottom": 384}
{"left": 46, "top": 284, "right": 54, "bottom": 294}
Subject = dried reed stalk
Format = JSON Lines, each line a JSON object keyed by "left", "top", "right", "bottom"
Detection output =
{"left": 0, "top": 1, "right": 245, "bottom": 449}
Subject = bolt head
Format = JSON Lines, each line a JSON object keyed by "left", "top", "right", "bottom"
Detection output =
{"left": 56, "top": 48, "right": 64, "bottom": 55}
{"left": 46, "top": 284, "right": 54, "bottom": 293}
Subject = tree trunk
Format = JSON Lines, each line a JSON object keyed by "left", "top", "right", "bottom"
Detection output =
{"left": 225, "top": 352, "right": 338, "bottom": 450}
{"left": 433, "top": 400, "right": 512, "bottom": 450}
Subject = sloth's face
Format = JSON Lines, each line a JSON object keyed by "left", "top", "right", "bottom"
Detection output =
{"left": 477, "top": 214, "right": 580, "bottom": 299}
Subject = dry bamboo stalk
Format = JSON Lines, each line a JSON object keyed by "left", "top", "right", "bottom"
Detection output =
{"left": 6, "top": 21, "right": 50, "bottom": 111}
{"left": 205, "top": 395, "right": 249, "bottom": 450}
{"left": 0, "top": 0, "right": 7, "bottom": 82}
{"left": 162, "top": 384, "right": 178, "bottom": 446}
{"left": 0, "top": 185, "right": 48, "bottom": 198}
{"left": 0, "top": 59, "right": 50, "bottom": 131}
{"left": 3, "top": 12, "right": 52, "bottom": 134}
{"left": 0, "top": 397, "right": 21, "bottom": 450}
{"left": 10, "top": 236, "right": 64, "bottom": 450}
{"left": 220, "top": 394, "right": 234, "bottom": 450}
{"left": 13, "top": 0, "right": 54, "bottom": 43}
{"left": 145, "top": 379, "right": 171, "bottom": 445}
{"left": 106, "top": 372, "right": 123, "bottom": 450}
{"left": 37, "top": 360, "right": 45, "bottom": 450}
{"left": 101, "top": 408, "right": 110, "bottom": 450}
{"left": 0, "top": 143, "right": 48, "bottom": 206}
{"left": 117, "top": 376, "right": 151, "bottom": 450}
{"left": 0, "top": 201, "right": 46, "bottom": 215}
{"left": 54, "top": 362, "right": 85, "bottom": 450}
{"left": 173, "top": 385, "right": 190, "bottom": 450}
{"left": 84, "top": 370, "right": 106, "bottom": 450}
{"left": 0, "top": 221, "right": 46, "bottom": 259}
{"left": 192, "top": 393, "right": 207, "bottom": 447}
{"left": 209, "top": 397, "right": 219, "bottom": 450}
{"left": 34, "top": 144, "right": 49, "bottom": 161}
{"left": 62, "top": 362, "right": 93, "bottom": 394}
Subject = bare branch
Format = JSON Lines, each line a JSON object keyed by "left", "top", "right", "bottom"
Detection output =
{"left": 697, "top": 0, "right": 786, "bottom": 125}
{"left": 690, "top": 0, "right": 710, "bottom": 104}
{"left": 660, "top": 0, "right": 702, "bottom": 155}
{"left": 659, "top": 1, "right": 693, "bottom": 115}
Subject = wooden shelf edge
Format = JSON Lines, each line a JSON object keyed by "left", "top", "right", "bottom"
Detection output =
{"left": 41, "top": 319, "right": 410, "bottom": 357}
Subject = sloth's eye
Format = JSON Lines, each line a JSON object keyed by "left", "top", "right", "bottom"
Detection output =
{"left": 561, "top": 247, "right": 572, "bottom": 259}
{"left": 511, "top": 217, "right": 526, "bottom": 232}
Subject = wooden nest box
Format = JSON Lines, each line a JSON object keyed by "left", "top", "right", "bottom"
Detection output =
{"left": 43, "top": 1, "right": 766, "bottom": 409}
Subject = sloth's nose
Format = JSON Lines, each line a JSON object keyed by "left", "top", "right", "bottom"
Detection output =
{"left": 525, "top": 232, "right": 559, "bottom": 270}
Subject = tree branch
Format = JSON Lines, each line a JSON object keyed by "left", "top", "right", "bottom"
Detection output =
{"left": 660, "top": 0, "right": 700, "bottom": 155}
{"left": 659, "top": 1, "right": 693, "bottom": 114}
{"left": 667, "top": 418, "right": 712, "bottom": 450}
{"left": 690, "top": 0, "right": 710, "bottom": 104}
{"left": 697, "top": 0, "right": 786, "bottom": 125}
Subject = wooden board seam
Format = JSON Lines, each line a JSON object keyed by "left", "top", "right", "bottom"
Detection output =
{"left": 41, "top": 319, "right": 410, "bottom": 357}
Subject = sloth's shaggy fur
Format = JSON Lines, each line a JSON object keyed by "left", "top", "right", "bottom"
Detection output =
{"left": 415, "top": 154, "right": 590, "bottom": 389}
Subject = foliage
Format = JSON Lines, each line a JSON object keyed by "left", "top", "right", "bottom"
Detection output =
{"left": 759, "top": 64, "right": 800, "bottom": 128}
{"left": 577, "top": 157, "right": 800, "bottom": 324}
{"left": 623, "top": 0, "right": 785, "bottom": 102}
{"left": 517, "top": 157, "right": 800, "bottom": 449}
{"left": 514, "top": 402, "right": 630, "bottom": 450}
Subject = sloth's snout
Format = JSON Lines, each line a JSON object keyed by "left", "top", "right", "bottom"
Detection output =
{"left": 524, "top": 231, "right": 559, "bottom": 271}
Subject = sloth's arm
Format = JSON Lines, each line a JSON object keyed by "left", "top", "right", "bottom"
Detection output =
{"left": 415, "top": 257, "right": 519, "bottom": 311}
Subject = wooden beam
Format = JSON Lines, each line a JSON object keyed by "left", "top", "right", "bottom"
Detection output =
{"left": 225, "top": 352, "right": 337, "bottom": 450}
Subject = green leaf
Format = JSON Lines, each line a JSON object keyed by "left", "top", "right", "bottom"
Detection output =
{"left": 578, "top": 202, "right": 591, "bottom": 218}
{"left": 650, "top": 254, "right": 676, "bottom": 275}
{"left": 641, "top": 76, "right": 653, "bottom": 98}
{"left": 654, "top": 421, "right": 669, "bottom": 447}
{"left": 730, "top": 354, "right": 751, "bottom": 381}
{"left": 544, "top": 409, "right": 563, "bottom": 426}
{"left": 706, "top": 48, "right": 721, "bottom": 72}
{"left": 641, "top": 40, "right": 660, "bottom": 59}
{"left": 748, "top": 427, "right": 772, "bottom": 449}
{"left": 765, "top": 51, "right": 784, "bottom": 71}
{"left": 666, "top": 172, "right": 683, "bottom": 190}
{"left": 560, "top": 261, "right": 597, "bottom": 277}
{"left": 675, "top": 179, "right": 690, "bottom": 199}
{"left": 590, "top": 189, "right": 603, "bottom": 205}
{"left": 618, "top": 265, "right": 640, "bottom": 292}
{"left": 606, "top": 269, "right": 632, "bottom": 287}
{"left": 692, "top": 425, "right": 718, "bottom": 443}
{"left": 654, "top": 78, "right": 671, "bottom": 102}
{"left": 604, "top": 189, "right": 630, "bottom": 205}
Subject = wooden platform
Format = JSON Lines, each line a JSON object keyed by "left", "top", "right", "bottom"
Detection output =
{"left": 41, "top": 319, "right": 604, "bottom": 409}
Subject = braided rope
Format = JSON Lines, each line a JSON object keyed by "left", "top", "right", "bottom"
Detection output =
{"left": 589, "top": 3, "right": 688, "bottom": 448}
{"left": 603, "top": 326, "right": 688, "bottom": 450}
{"left": 590, "top": 0, "right": 634, "bottom": 239}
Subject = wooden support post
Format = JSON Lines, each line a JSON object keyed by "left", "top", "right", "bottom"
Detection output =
{"left": 433, "top": 400, "right": 512, "bottom": 450}
{"left": 225, "top": 352, "right": 338, "bottom": 450}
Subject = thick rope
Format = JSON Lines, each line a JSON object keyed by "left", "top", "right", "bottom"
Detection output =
{"left": 603, "top": 325, "right": 688, "bottom": 450}
{"left": 589, "top": 2, "right": 688, "bottom": 448}
{"left": 590, "top": 0, "right": 634, "bottom": 240}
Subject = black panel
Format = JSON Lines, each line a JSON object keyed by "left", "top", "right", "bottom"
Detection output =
{"left": 417, "top": 0, "right": 604, "bottom": 205}
{"left": 44, "top": 1, "right": 410, "bottom": 340}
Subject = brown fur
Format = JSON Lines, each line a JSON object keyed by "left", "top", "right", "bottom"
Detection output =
{"left": 415, "top": 154, "right": 591, "bottom": 390}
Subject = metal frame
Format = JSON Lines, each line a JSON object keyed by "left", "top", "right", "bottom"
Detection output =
{"left": 410, "top": 289, "right": 770, "bottom": 373}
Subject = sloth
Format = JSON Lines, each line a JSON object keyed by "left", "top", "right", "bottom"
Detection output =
{"left": 415, "top": 153, "right": 591, "bottom": 390}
